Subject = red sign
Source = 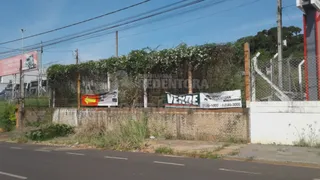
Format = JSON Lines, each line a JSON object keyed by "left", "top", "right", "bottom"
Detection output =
{"left": 0, "top": 51, "right": 38, "bottom": 76}
{"left": 81, "top": 95, "right": 99, "bottom": 106}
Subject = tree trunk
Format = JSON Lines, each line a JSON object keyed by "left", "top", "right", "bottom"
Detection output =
{"left": 188, "top": 62, "right": 193, "bottom": 94}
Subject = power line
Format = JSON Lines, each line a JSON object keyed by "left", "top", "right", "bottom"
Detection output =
{"left": 0, "top": 0, "right": 150, "bottom": 46}
{"left": 0, "top": 0, "right": 207, "bottom": 57}
{"left": 1, "top": 0, "right": 258, "bottom": 59}
{"left": 0, "top": 0, "right": 192, "bottom": 56}
{"left": 40, "top": 0, "right": 262, "bottom": 57}
{"left": 30, "top": 0, "right": 263, "bottom": 67}
{"left": 45, "top": 0, "right": 231, "bottom": 49}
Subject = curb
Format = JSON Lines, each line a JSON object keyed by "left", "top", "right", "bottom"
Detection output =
{"left": 223, "top": 157, "right": 320, "bottom": 169}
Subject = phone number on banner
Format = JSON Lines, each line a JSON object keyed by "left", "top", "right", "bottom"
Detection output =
{"left": 202, "top": 102, "right": 241, "bottom": 108}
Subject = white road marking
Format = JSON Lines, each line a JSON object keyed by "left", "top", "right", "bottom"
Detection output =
{"left": 0, "top": 171, "right": 28, "bottom": 179}
{"left": 219, "top": 168, "right": 261, "bottom": 175}
{"left": 10, "top": 147, "right": 22, "bottom": 150}
{"left": 153, "top": 161, "right": 185, "bottom": 166}
{"left": 313, "top": 179, "right": 320, "bottom": 180}
{"left": 34, "top": 149, "right": 51, "bottom": 152}
{"left": 66, "top": 152, "right": 85, "bottom": 156}
{"left": 104, "top": 156, "right": 128, "bottom": 160}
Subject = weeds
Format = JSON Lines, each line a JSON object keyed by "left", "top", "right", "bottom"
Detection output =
{"left": 294, "top": 138, "right": 310, "bottom": 147}
{"left": 228, "top": 150, "right": 240, "bottom": 156}
{"left": 246, "top": 156, "right": 255, "bottom": 161}
{"left": 164, "top": 133, "right": 174, "bottom": 140}
{"left": 155, "top": 146, "right": 174, "bottom": 154}
{"left": 75, "top": 119, "right": 148, "bottom": 150}
{"left": 16, "top": 135, "right": 28, "bottom": 143}
{"left": 198, "top": 151, "right": 220, "bottom": 159}
{"left": 292, "top": 122, "right": 320, "bottom": 147}
{"left": 176, "top": 151, "right": 220, "bottom": 159}
{"left": 0, "top": 103, "right": 17, "bottom": 132}
{"left": 154, "top": 148, "right": 220, "bottom": 159}
{"left": 25, "top": 124, "right": 74, "bottom": 141}
{"left": 227, "top": 137, "right": 247, "bottom": 144}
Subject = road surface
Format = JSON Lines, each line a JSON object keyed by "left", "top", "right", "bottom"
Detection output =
{"left": 0, "top": 142, "right": 319, "bottom": 180}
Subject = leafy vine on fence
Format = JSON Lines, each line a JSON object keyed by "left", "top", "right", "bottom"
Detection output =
{"left": 47, "top": 43, "right": 243, "bottom": 107}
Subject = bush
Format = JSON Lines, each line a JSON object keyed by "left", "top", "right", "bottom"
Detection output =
{"left": 25, "top": 124, "right": 74, "bottom": 141}
{"left": 0, "top": 103, "right": 17, "bottom": 132}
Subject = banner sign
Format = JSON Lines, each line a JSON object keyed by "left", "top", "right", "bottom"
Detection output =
{"left": 165, "top": 93, "right": 200, "bottom": 108}
{"left": 165, "top": 90, "right": 242, "bottom": 109}
{"left": 0, "top": 51, "right": 38, "bottom": 76}
{"left": 81, "top": 89, "right": 118, "bottom": 107}
{"left": 200, "top": 90, "right": 242, "bottom": 109}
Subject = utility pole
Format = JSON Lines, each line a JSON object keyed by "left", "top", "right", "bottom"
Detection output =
{"left": 12, "top": 75, "right": 16, "bottom": 100}
{"left": 18, "top": 29, "right": 25, "bottom": 130}
{"left": 116, "top": 31, "right": 119, "bottom": 57}
{"left": 38, "top": 42, "right": 43, "bottom": 97}
{"left": 76, "top": 49, "right": 80, "bottom": 110}
{"left": 277, "top": 0, "right": 283, "bottom": 89}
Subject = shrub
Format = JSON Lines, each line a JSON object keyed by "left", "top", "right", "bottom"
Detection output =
{"left": 25, "top": 124, "right": 74, "bottom": 141}
{"left": 0, "top": 103, "right": 17, "bottom": 132}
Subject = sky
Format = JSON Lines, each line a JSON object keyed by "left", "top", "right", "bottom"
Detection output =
{"left": 0, "top": 0, "right": 302, "bottom": 67}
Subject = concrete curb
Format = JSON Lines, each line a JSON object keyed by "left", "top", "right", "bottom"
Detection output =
{"left": 223, "top": 157, "right": 320, "bottom": 169}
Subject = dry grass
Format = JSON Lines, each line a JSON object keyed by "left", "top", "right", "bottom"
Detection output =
{"left": 74, "top": 119, "right": 149, "bottom": 151}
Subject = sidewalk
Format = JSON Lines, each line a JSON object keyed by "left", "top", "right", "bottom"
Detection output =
{"left": 146, "top": 139, "right": 320, "bottom": 167}
{"left": 228, "top": 144, "right": 320, "bottom": 166}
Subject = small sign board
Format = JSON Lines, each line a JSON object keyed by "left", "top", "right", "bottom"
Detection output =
{"left": 164, "top": 90, "right": 242, "bottom": 109}
{"left": 81, "top": 89, "right": 118, "bottom": 107}
{"left": 165, "top": 93, "right": 200, "bottom": 108}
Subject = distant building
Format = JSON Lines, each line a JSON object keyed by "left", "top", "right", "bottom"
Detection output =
{"left": 0, "top": 69, "right": 48, "bottom": 99}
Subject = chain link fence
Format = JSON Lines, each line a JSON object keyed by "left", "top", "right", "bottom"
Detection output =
{"left": 51, "top": 58, "right": 244, "bottom": 108}
{"left": 252, "top": 54, "right": 306, "bottom": 101}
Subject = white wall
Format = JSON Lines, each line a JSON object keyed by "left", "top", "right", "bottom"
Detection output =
{"left": 0, "top": 69, "right": 47, "bottom": 84}
{"left": 250, "top": 101, "right": 320, "bottom": 145}
{"left": 52, "top": 108, "right": 78, "bottom": 126}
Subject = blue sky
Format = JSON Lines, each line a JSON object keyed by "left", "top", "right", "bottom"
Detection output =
{"left": 0, "top": 0, "right": 302, "bottom": 67}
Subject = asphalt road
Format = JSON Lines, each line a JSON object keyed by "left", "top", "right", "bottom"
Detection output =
{"left": 0, "top": 142, "right": 319, "bottom": 180}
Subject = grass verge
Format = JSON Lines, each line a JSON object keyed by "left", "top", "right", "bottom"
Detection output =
{"left": 154, "top": 146, "right": 224, "bottom": 159}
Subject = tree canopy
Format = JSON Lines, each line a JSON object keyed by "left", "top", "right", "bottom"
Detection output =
{"left": 234, "top": 26, "right": 303, "bottom": 60}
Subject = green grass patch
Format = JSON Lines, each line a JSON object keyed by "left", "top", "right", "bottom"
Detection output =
{"left": 25, "top": 124, "right": 74, "bottom": 141}
{"left": 198, "top": 151, "right": 220, "bottom": 159}
{"left": 155, "top": 146, "right": 174, "bottom": 154}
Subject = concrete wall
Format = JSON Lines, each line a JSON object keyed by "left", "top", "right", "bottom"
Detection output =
{"left": 251, "top": 101, "right": 320, "bottom": 145}
{"left": 24, "top": 108, "right": 53, "bottom": 124}
{"left": 52, "top": 108, "right": 249, "bottom": 142}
